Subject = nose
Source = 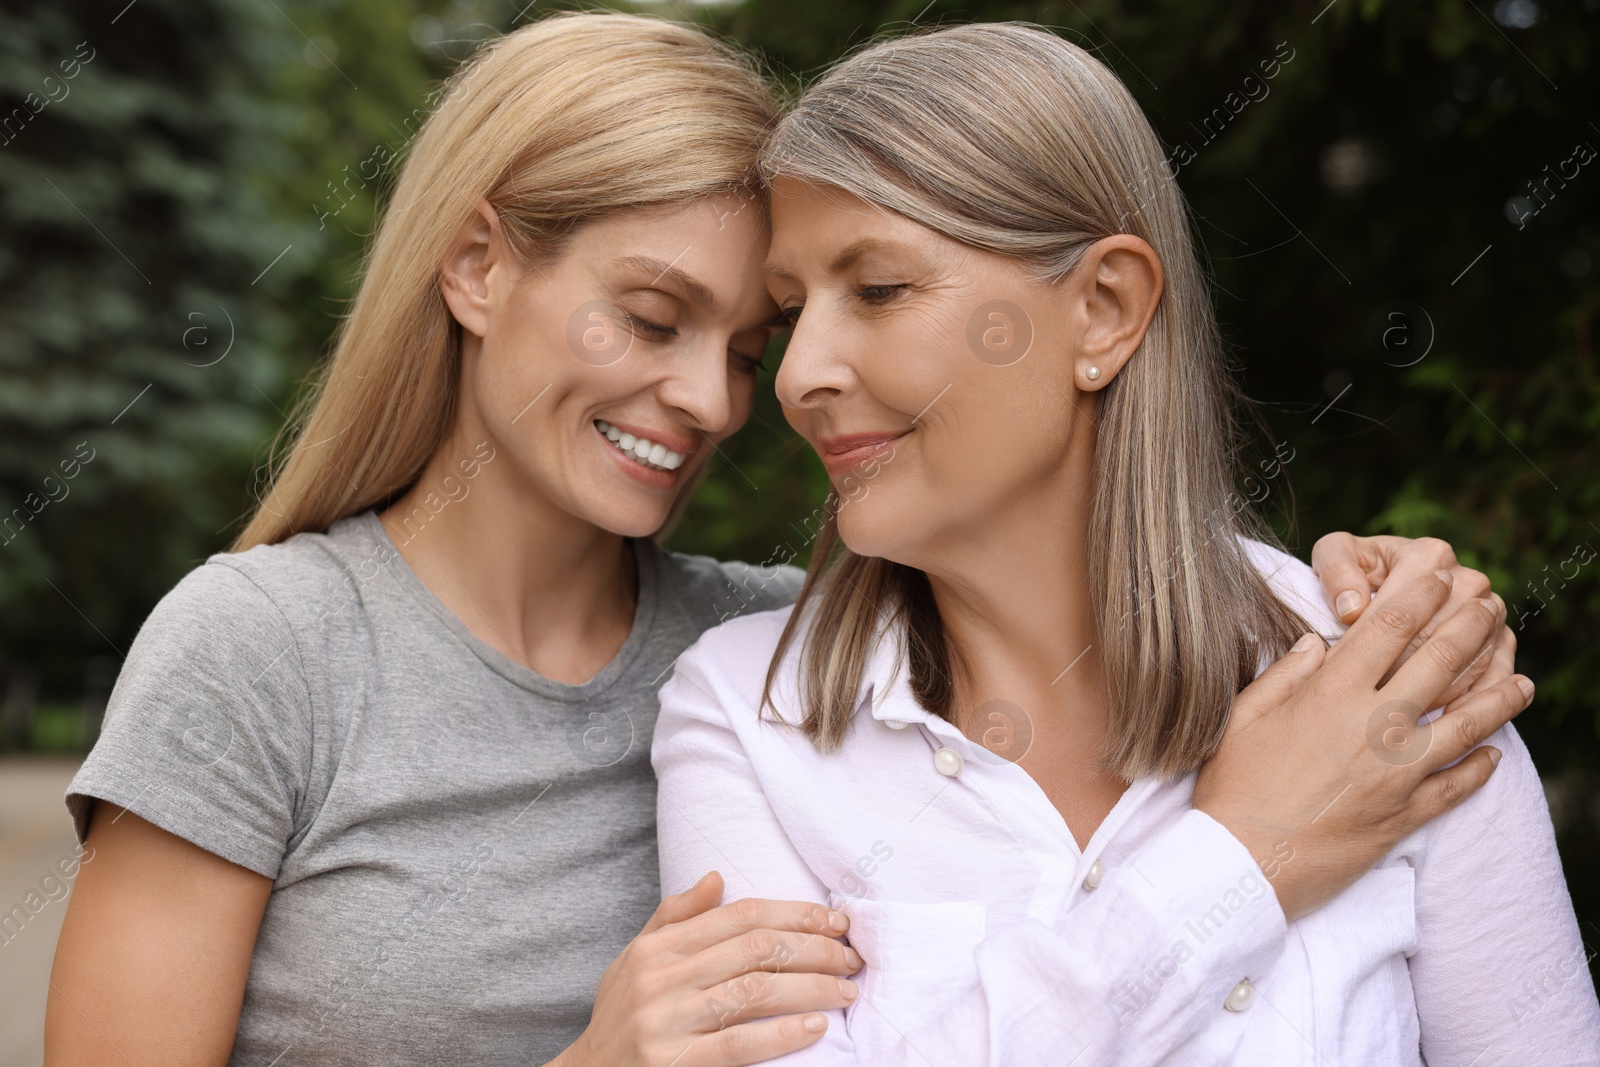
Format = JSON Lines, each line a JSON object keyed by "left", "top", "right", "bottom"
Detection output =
{"left": 774, "top": 311, "right": 847, "bottom": 411}
{"left": 655, "top": 335, "right": 736, "bottom": 437}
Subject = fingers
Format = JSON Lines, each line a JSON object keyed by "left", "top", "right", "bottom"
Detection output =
{"left": 1324, "top": 569, "right": 1455, "bottom": 688}
{"left": 644, "top": 871, "right": 725, "bottom": 935}
{"left": 1380, "top": 594, "right": 1505, "bottom": 714}
{"left": 1420, "top": 674, "right": 1533, "bottom": 774}
{"left": 702, "top": 971, "right": 858, "bottom": 1030}
{"left": 678, "top": 1011, "right": 832, "bottom": 1067}
{"left": 1448, "top": 625, "right": 1517, "bottom": 711}
{"left": 668, "top": 896, "right": 848, "bottom": 957}
{"left": 1407, "top": 745, "right": 1502, "bottom": 826}
{"left": 1311, "top": 532, "right": 1380, "bottom": 624}
{"left": 699, "top": 927, "right": 863, "bottom": 989}
{"left": 1429, "top": 606, "right": 1505, "bottom": 708}
{"left": 1228, "top": 631, "right": 1326, "bottom": 731}
{"left": 1392, "top": 559, "right": 1493, "bottom": 687}
{"left": 1316, "top": 534, "right": 1466, "bottom": 629}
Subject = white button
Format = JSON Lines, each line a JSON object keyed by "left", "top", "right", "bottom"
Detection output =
{"left": 1082, "top": 859, "right": 1104, "bottom": 891}
{"left": 933, "top": 747, "right": 963, "bottom": 776}
{"left": 1224, "top": 978, "right": 1254, "bottom": 1012}
{"left": 883, "top": 719, "right": 910, "bottom": 730}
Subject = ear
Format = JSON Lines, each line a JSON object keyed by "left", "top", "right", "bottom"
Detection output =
{"left": 1069, "top": 235, "right": 1164, "bottom": 392}
{"left": 439, "top": 199, "right": 506, "bottom": 339}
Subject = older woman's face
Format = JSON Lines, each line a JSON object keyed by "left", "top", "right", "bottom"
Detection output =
{"left": 765, "top": 178, "right": 1095, "bottom": 567}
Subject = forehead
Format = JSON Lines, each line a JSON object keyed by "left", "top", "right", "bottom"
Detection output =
{"left": 581, "top": 193, "right": 769, "bottom": 258}
{"left": 768, "top": 179, "right": 881, "bottom": 234}
{"left": 769, "top": 182, "right": 896, "bottom": 261}
{"left": 573, "top": 194, "right": 776, "bottom": 317}
{"left": 765, "top": 180, "right": 948, "bottom": 280}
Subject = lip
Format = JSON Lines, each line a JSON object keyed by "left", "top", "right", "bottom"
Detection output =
{"left": 595, "top": 421, "right": 685, "bottom": 490}
{"left": 814, "top": 429, "right": 910, "bottom": 476}
{"left": 598, "top": 419, "right": 699, "bottom": 457}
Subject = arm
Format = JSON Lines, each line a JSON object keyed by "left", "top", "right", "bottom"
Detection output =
{"left": 46, "top": 805, "right": 271, "bottom": 1066}
{"left": 655, "top": 570, "right": 1532, "bottom": 1066}
{"left": 1407, "top": 723, "right": 1600, "bottom": 1066}
{"left": 43, "top": 563, "right": 310, "bottom": 1066}
{"left": 655, "top": 673, "right": 1291, "bottom": 1065}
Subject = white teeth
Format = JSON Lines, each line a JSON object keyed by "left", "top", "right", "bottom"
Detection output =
{"left": 594, "top": 421, "right": 686, "bottom": 472}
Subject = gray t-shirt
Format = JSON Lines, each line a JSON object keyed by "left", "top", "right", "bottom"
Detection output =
{"left": 66, "top": 510, "right": 802, "bottom": 1066}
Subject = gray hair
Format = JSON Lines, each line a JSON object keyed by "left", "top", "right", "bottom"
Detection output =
{"left": 758, "top": 22, "right": 1308, "bottom": 779}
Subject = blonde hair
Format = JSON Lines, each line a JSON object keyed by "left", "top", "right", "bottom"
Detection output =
{"left": 758, "top": 22, "right": 1309, "bottom": 780}
{"left": 233, "top": 12, "right": 777, "bottom": 551}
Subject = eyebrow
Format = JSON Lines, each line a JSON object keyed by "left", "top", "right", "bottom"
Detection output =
{"left": 615, "top": 255, "right": 720, "bottom": 313}
{"left": 765, "top": 238, "right": 895, "bottom": 283}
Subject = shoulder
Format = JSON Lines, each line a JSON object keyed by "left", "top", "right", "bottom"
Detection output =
{"left": 212, "top": 511, "right": 399, "bottom": 633}
{"left": 64, "top": 529, "right": 366, "bottom": 873}
{"left": 653, "top": 602, "right": 798, "bottom": 736}
{"left": 103, "top": 514, "right": 394, "bottom": 760}
{"left": 1236, "top": 536, "right": 1343, "bottom": 638}
{"left": 134, "top": 557, "right": 298, "bottom": 667}
{"left": 652, "top": 543, "right": 805, "bottom": 631}
{"left": 667, "top": 602, "right": 796, "bottom": 699}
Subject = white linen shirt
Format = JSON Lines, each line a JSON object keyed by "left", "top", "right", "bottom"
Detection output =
{"left": 653, "top": 540, "right": 1600, "bottom": 1066}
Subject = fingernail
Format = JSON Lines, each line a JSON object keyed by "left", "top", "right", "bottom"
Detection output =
{"left": 828, "top": 910, "right": 849, "bottom": 933}
{"left": 844, "top": 947, "right": 864, "bottom": 970}
{"left": 837, "top": 979, "right": 858, "bottom": 1001}
{"left": 1433, "top": 569, "right": 1454, "bottom": 586}
{"left": 1292, "top": 631, "right": 1320, "bottom": 652}
{"left": 1335, "top": 591, "right": 1363, "bottom": 619}
{"left": 804, "top": 1013, "right": 827, "bottom": 1033}
{"left": 1516, "top": 676, "right": 1534, "bottom": 700}
{"left": 1487, "top": 747, "right": 1502, "bottom": 767}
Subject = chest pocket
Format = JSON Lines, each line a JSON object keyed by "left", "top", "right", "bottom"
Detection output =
{"left": 1282, "top": 863, "right": 1422, "bottom": 1065}
{"left": 841, "top": 899, "right": 988, "bottom": 1060}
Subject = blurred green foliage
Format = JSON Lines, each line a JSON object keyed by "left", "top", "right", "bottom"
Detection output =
{"left": 1, "top": 0, "right": 1595, "bottom": 972}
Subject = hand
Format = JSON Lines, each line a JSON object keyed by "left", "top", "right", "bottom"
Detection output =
{"left": 556, "top": 871, "right": 861, "bottom": 1067}
{"left": 1312, "top": 532, "right": 1514, "bottom": 708}
{"left": 1194, "top": 569, "right": 1533, "bottom": 922}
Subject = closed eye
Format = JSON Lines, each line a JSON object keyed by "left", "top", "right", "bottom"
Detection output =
{"left": 619, "top": 311, "right": 677, "bottom": 341}
{"left": 730, "top": 347, "right": 766, "bottom": 374}
{"left": 858, "top": 284, "right": 907, "bottom": 303}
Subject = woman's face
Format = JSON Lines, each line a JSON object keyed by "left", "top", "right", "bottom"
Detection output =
{"left": 765, "top": 179, "right": 1099, "bottom": 569}
{"left": 443, "top": 193, "right": 779, "bottom": 538}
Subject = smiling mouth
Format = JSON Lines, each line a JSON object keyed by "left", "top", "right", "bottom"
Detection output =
{"left": 815, "top": 429, "right": 910, "bottom": 475}
{"left": 595, "top": 420, "right": 687, "bottom": 471}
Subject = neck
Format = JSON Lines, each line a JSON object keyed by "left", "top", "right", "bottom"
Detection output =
{"left": 378, "top": 411, "right": 637, "bottom": 685}
{"left": 916, "top": 425, "right": 1110, "bottom": 753}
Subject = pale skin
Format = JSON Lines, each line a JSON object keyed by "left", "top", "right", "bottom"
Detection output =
{"left": 48, "top": 192, "right": 1520, "bottom": 1067}
{"left": 764, "top": 177, "right": 1527, "bottom": 918}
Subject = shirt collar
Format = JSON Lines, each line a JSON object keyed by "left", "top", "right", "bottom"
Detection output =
{"left": 857, "top": 612, "right": 933, "bottom": 726}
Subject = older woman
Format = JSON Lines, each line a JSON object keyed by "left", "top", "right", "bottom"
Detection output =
{"left": 654, "top": 22, "right": 1598, "bottom": 1067}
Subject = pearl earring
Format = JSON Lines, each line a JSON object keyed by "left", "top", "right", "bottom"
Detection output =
{"left": 1086, "top": 366, "right": 1101, "bottom": 381}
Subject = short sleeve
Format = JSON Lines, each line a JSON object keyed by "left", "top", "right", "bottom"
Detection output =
{"left": 66, "top": 560, "right": 314, "bottom": 879}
